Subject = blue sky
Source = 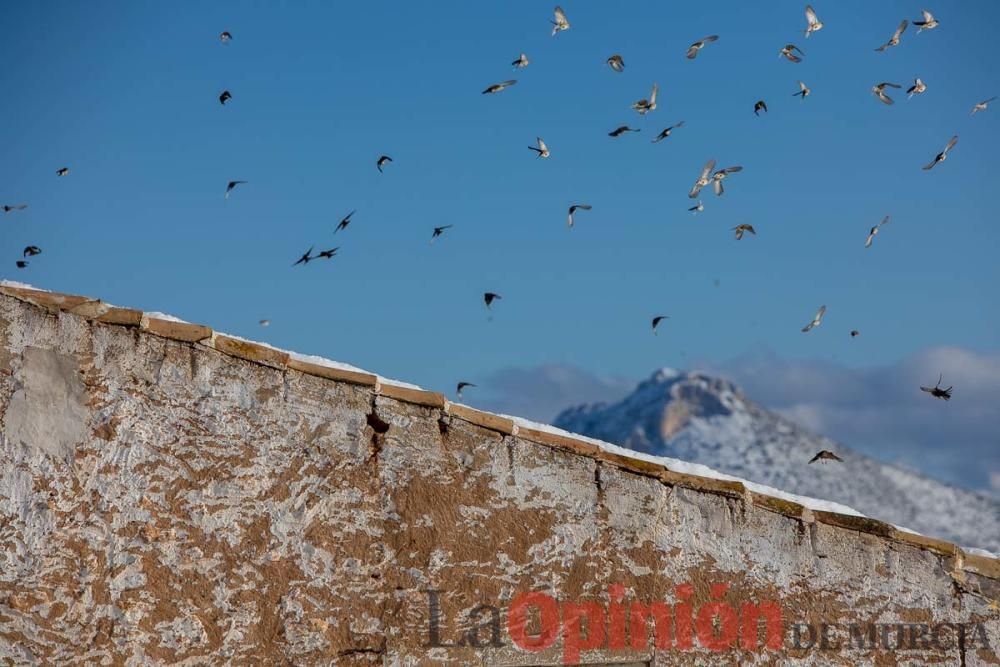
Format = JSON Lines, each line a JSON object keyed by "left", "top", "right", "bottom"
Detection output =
{"left": 2, "top": 2, "right": 998, "bottom": 488}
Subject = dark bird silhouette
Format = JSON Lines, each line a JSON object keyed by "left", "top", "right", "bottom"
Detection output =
{"left": 3, "top": 204, "right": 27, "bottom": 213}
{"left": 850, "top": 330, "right": 860, "bottom": 337}
{"left": 316, "top": 247, "right": 339, "bottom": 259}
{"left": 219, "top": 90, "right": 232, "bottom": 105}
{"left": 56, "top": 167, "right": 69, "bottom": 177}
{"left": 732, "top": 224, "right": 756, "bottom": 240}
{"left": 651, "top": 315, "right": 669, "bottom": 335}
{"left": 15, "top": 261, "right": 27, "bottom": 269}
{"left": 923, "top": 135, "right": 958, "bottom": 170}
{"left": 431, "top": 225, "right": 453, "bottom": 242}
{"left": 754, "top": 100, "right": 767, "bottom": 116}
{"left": 808, "top": 450, "right": 843, "bottom": 464}
{"left": 484, "top": 292, "right": 501, "bottom": 309}
{"left": 609, "top": 126, "right": 640, "bottom": 137}
{"left": 456, "top": 382, "right": 476, "bottom": 399}
{"left": 688, "top": 201, "right": 704, "bottom": 214}
{"left": 377, "top": 155, "right": 393, "bottom": 173}
{"left": 793, "top": 81, "right": 811, "bottom": 99}
{"left": 220, "top": 31, "right": 232, "bottom": 43}
{"left": 652, "top": 121, "right": 685, "bottom": 143}
{"left": 335, "top": 210, "right": 356, "bottom": 233}
{"left": 23, "top": 246, "right": 41, "bottom": 257}
{"left": 779, "top": 44, "right": 805, "bottom": 63}
{"left": 606, "top": 54, "right": 625, "bottom": 72}
{"left": 686, "top": 35, "right": 719, "bottom": 60}
{"left": 920, "top": 374, "right": 953, "bottom": 400}
{"left": 293, "top": 247, "right": 314, "bottom": 266}
{"left": 876, "top": 19, "right": 908, "bottom": 51}
{"left": 567, "top": 204, "right": 592, "bottom": 228}
{"left": 482, "top": 80, "right": 517, "bottom": 95}
{"left": 225, "top": 181, "right": 246, "bottom": 199}
{"left": 512, "top": 53, "right": 530, "bottom": 69}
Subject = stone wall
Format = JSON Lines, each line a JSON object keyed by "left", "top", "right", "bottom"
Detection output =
{"left": 0, "top": 286, "right": 997, "bottom": 666}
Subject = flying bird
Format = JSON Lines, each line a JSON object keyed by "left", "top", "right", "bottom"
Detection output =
{"left": 850, "top": 330, "right": 860, "bottom": 337}
{"left": 864, "top": 215, "right": 890, "bottom": 248}
{"left": 293, "top": 247, "right": 314, "bottom": 266}
{"left": 907, "top": 77, "right": 927, "bottom": 98}
{"left": 801, "top": 305, "right": 826, "bottom": 332}
{"left": 484, "top": 292, "right": 501, "bottom": 309}
{"left": 219, "top": 90, "right": 232, "bottom": 105}
{"left": 512, "top": 53, "right": 530, "bottom": 69}
{"left": 914, "top": 9, "right": 939, "bottom": 32}
{"left": 872, "top": 82, "right": 902, "bottom": 105}
{"left": 971, "top": 97, "right": 996, "bottom": 115}
{"left": 482, "top": 80, "right": 517, "bottom": 95}
{"left": 606, "top": 54, "right": 625, "bottom": 72}
{"left": 528, "top": 137, "right": 550, "bottom": 158}
{"left": 754, "top": 100, "right": 768, "bottom": 116}
{"left": 2, "top": 204, "right": 27, "bottom": 213}
{"left": 225, "top": 180, "right": 246, "bottom": 199}
{"left": 631, "top": 83, "right": 659, "bottom": 114}
{"left": 316, "top": 247, "right": 339, "bottom": 259}
{"left": 609, "top": 126, "right": 640, "bottom": 137}
{"left": 219, "top": 31, "right": 232, "bottom": 43}
{"left": 712, "top": 166, "right": 743, "bottom": 196}
{"left": 335, "top": 210, "right": 356, "bottom": 233}
{"left": 456, "top": 382, "right": 476, "bottom": 399}
{"left": 808, "top": 450, "right": 843, "bottom": 464}
{"left": 689, "top": 159, "right": 716, "bottom": 198}
{"left": 922, "top": 135, "right": 958, "bottom": 170}
{"left": 920, "top": 374, "right": 952, "bottom": 400}
{"left": 651, "top": 316, "right": 670, "bottom": 335}
{"left": 377, "top": 155, "right": 393, "bottom": 173}
{"left": 567, "top": 204, "right": 592, "bottom": 228}
{"left": 23, "top": 246, "right": 41, "bottom": 257}
{"left": 732, "top": 224, "right": 756, "bottom": 240}
{"left": 551, "top": 6, "right": 570, "bottom": 35}
{"left": 688, "top": 201, "right": 704, "bottom": 214}
{"left": 779, "top": 44, "right": 805, "bottom": 63}
{"left": 259, "top": 319, "right": 270, "bottom": 327}
{"left": 876, "top": 20, "right": 908, "bottom": 51}
{"left": 804, "top": 5, "right": 824, "bottom": 37}
{"left": 56, "top": 167, "right": 69, "bottom": 177}
{"left": 431, "top": 225, "right": 453, "bottom": 242}
{"left": 793, "top": 81, "right": 811, "bottom": 99}
{"left": 686, "top": 35, "right": 718, "bottom": 60}
{"left": 15, "top": 261, "right": 27, "bottom": 269}
{"left": 652, "top": 121, "right": 685, "bottom": 143}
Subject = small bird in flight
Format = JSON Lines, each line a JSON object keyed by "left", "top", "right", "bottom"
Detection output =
{"left": 651, "top": 315, "right": 669, "bottom": 335}
{"left": 712, "top": 166, "right": 743, "bottom": 196}
{"left": 225, "top": 180, "right": 246, "bottom": 199}
{"left": 567, "top": 204, "right": 592, "bottom": 228}
{"left": 431, "top": 225, "right": 453, "bottom": 242}
{"left": 779, "top": 44, "right": 805, "bottom": 63}
{"left": 56, "top": 167, "right": 70, "bottom": 177}
{"left": 850, "top": 330, "right": 860, "bottom": 337}
{"left": 652, "top": 121, "right": 685, "bottom": 143}
{"left": 688, "top": 201, "right": 704, "bottom": 214}
{"left": 23, "top": 246, "right": 41, "bottom": 257}
{"left": 316, "top": 247, "right": 339, "bottom": 260}
{"left": 872, "top": 82, "right": 902, "bottom": 105}
{"left": 732, "top": 224, "right": 756, "bottom": 240}
{"left": 512, "top": 53, "right": 530, "bottom": 69}
{"left": 907, "top": 77, "right": 927, "bottom": 98}
{"left": 528, "top": 137, "right": 550, "bottom": 158}
{"left": 801, "top": 305, "right": 826, "bottom": 332}
{"left": 219, "top": 31, "right": 232, "bottom": 43}
{"left": 456, "top": 382, "right": 476, "bottom": 399}
{"left": 793, "top": 81, "right": 811, "bottom": 99}
{"left": 551, "top": 6, "right": 570, "bottom": 35}
{"left": 686, "top": 35, "right": 719, "bottom": 60}
{"left": 632, "top": 83, "right": 659, "bottom": 114}
{"left": 609, "top": 126, "right": 641, "bottom": 137}
{"left": 293, "top": 247, "right": 314, "bottom": 266}
{"left": 803, "top": 5, "right": 823, "bottom": 38}
{"left": 606, "top": 54, "right": 625, "bottom": 72}
{"left": 754, "top": 100, "right": 768, "bottom": 116}
{"left": 876, "top": 20, "right": 908, "bottom": 52}
{"left": 259, "top": 319, "right": 270, "bottom": 327}
{"left": 689, "top": 159, "right": 716, "bottom": 198}
{"left": 865, "top": 215, "right": 890, "bottom": 248}
{"left": 482, "top": 80, "right": 517, "bottom": 95}
{"left": 2, "top": 204, "right": 27, "bottom": 213}
{"left": 914, "top": 9, "right": 939, "bottom": 32}
{"left": 335, "top": 210, "right": 356, "bottom": 233}
{"left": 484, "top": 292, "right": 501, "bottom": 309}
{"left": 808, "top": 450, "right": 843, "bottom": 464}
{"left": 377, "top": 155, "right": 393, "bottom": 173}
{"left": 15, "top": 261, "right": 27, "bottom": 269}
{"left": 971, "top": 97, "right": 996, "bottom": 115}
{"left": 219, "top": 90, "right": 232, "bottom": 105}
{"left": 920, "top": 374, "right": 952, "bottom": 400}
{"left": 922, "top": 135, "right": 958, "bottom": 170}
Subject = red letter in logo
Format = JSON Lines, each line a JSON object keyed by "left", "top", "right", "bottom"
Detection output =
{"left": 695, "top": 583, "right": 738, "bottom": 651}
{"left": 508, "top": 591, "right": 559, "bottom": 652}
{"left": 740, "top": 600, "right": 783, "bottom": 650}
{"left": 562, "top": 601, "right": 606, "bottom": 664}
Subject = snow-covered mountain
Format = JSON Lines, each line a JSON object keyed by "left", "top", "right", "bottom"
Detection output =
{"left": 554, "top": 368, "right": 1000, "bottom": 553}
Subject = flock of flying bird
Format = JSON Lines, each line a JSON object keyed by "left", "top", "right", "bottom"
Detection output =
{"left": 3, "top": 6, "right": 991, "bottom": 462}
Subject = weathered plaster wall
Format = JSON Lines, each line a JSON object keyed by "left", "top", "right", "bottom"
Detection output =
{"left": 0, "top": 289, "right": 997, "bottom": 666}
